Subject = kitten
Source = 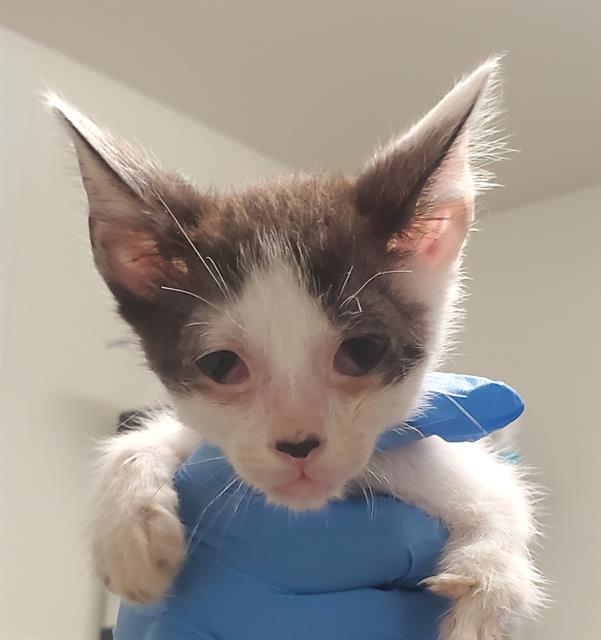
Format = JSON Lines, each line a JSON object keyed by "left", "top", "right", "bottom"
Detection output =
{"left": 50, "top": 58, "right": 543, "bottom": 639}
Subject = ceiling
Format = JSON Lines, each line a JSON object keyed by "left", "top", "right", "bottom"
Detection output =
{"left": 2, "top": 1, "right": 600, "bottom": 212}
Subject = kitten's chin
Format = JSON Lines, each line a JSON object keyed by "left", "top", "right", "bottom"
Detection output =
{"left": 264, "top": 477, "right": 343, "bottom": 511}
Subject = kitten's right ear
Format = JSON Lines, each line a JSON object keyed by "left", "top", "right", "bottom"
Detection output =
{"left": 47, "top": 93, "right": 196, "bottom": 301}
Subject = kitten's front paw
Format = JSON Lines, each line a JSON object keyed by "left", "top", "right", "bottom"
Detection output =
{"left": 421, "top": 549, "right": 539, "bottom": 640}
{"left": 93, "top": 484, "right": 186, "bottom": 604}
{"left": 423, "top": 573, "right": 504, "bottom": 640}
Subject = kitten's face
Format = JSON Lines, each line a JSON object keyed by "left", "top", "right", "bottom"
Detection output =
{"left": 157, "top": 179, "right": 433, "bottom": 509}
{"left": 51, "top": 58, "right": 500, "bottom": 509}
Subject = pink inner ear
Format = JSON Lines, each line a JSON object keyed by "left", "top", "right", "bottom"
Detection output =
{"left": 388, "top": 198, "right": 473, "bottom": 268}
{"left": 95, "top": 227, "right": 185, "bottom": 298}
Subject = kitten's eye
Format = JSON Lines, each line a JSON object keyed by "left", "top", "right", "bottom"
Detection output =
{"left": 195, "top": 350, "right": 249, "bottom": 384}
{"left": 334, "top": 336, "right": 388, "bottom": 377}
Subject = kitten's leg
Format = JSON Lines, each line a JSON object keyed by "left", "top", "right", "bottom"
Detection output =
{"left": 92, "top": 412, "right": 200, "bottom": 603}
{"left": 369, "top": 438, "right": 543, "bottom": 640}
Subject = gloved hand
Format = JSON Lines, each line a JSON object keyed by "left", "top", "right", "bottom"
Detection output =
{"left": 115, "top": 442, "right": 449, "bottom": 640}
{"left": 114, "top": 373, "right": 523, "bottom": 640}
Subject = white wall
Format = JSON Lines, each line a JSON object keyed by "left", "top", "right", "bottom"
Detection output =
{"left": 454, "top": 185, "right": 601, "bottom": 640}
{"left": 0, "top": 27, "right": 286, "bottom": 639}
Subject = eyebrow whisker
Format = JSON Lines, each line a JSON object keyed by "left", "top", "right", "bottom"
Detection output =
{"left": 153, "top": 189, "right": 229, "bottom": 299}
{"left": 337, "top": 266, "right": 354, "bottom": 300}
{"left": 340, "top": 269, "right": 411, "bottom": 308}
{"left": 161, "top": 286, "right": 217, "bottom": 308}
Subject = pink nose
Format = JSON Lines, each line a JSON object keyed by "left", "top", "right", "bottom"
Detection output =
{"left": 275, "top": 437, "right": 321, "bottom": 459}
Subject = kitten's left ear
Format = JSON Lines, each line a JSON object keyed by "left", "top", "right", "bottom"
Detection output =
{"left": 357, "top": 57, "right": 503, "bottom": 268}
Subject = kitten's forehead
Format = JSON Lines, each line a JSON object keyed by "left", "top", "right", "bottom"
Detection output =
{"left": 230, "top": 250, "right": 334, "bottom": 382}
{"left": 199, "top": 175, "right": 380, "bottom": 302}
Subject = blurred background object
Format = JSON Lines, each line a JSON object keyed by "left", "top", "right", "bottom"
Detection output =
{"left": 1, "top": 2, "right": 599, "bottom": 639}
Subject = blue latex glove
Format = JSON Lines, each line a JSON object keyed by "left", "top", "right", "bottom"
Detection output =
{"left": 116, "top": 445, "right": 449, "bottom": 640}
{"left": 115, "top": 373, "right": 523, "bottom": 640}
{"left": 376, "top": 372, "right": 524, "bottom": 450}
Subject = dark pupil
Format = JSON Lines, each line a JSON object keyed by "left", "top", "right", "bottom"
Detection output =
{"left": 196, "top": 350, "right": 239, "bottom": 382}
{"left": 340, "top": 336, "right": 387, "bottom": 374}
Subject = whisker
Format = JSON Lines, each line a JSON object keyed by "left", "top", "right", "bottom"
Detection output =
{"left": 340, "top": 270, "right": 411, "bottom": 308}
{"left": 232, "top": 481, "right": 251, "bottom": 517}
{"left": 209, "top": 478, "right": 247, "bottom": 543}
{"left": 153, "top": 190, "right": 228, "bottom": 298}
{"left": 358, "top": 480, "right": 373, "bottom": 518}
{"left": 337, "top": 266, "right": 354, "bottom": 300}
{"left": 161, "top": 286, "right": 215, "bottom": 307}
{"left": 217, "top": 479, "right": 251, "bottom": 541}
{"left": 185, "top": 475, "right": 238, "bottom": 555}
{"left": 162, "top": 287, "right": 245, "bottom": 333}
{"left": 198, "top": 476, "right": 240, "bottom": 519}
{"left": 204, "top": 255, "right": 230, "bottom": 299}
{"left": 365, "top": 466, "right": 391, "bottom": 490}
{"left": 184, "top": 479, "right": 242, "bottom": 559}
{"left": 223, "top": 309, "right": 246, "bottom": 333}
{"left": 340, "top": 296, "right": 363, "bottom": 316}
{"left": 391, "top": 423, "right": 427, "bottom": 440}
{"left": 184, "top": 455, "right": 226, "bottom": 467}
{"left": 366, "top": 481, "right": 375, "bottom": 520}
{"left": 238, "top": 482, "right": 254, "bottom": 519}
{"left": 116, "top": 409, "right": 144, "bottom": 431}
{"left": 358, "top": 481, "right": 368, "bottom": 506}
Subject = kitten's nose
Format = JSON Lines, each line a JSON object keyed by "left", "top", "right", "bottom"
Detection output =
{"left": 275, "top": 436, "right": 321, "bottom": 459}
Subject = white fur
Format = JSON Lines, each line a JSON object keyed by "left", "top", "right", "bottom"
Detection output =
{"left": 229, "top": 252, "right": 333, "bottom": 382}
{"left": 174, "top": 253, "right": 424, "bottom": 510}
{"left": 92, "top": 412, "right": 200, "bottom": 603}
{"left": 371, "top": 439, "right": 543, "bottom": 639}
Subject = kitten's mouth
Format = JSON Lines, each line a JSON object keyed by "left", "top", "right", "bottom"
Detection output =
{"left": 266, "top": 473, "right": 338, "bottom": 510}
